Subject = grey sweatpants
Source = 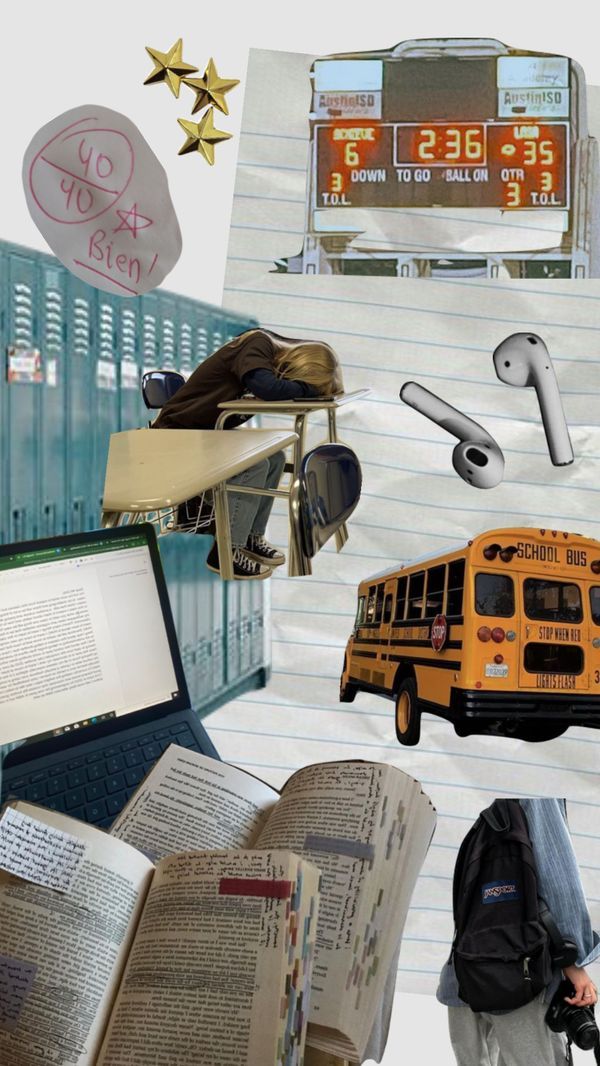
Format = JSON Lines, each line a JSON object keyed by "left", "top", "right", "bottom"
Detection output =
{"left": 448, "top": 994, "right": 569, "bottom": 1066}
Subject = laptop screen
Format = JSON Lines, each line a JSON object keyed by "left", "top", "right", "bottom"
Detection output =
{"left": 0, "top": 530, "right": 182, "bottom": 747}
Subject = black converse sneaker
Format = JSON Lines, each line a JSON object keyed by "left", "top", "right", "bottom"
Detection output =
{"left": 206, "top": 543, "right": 271, "bottom": 580}
{"left": 244, "top": 534, "right": 285, "bottom": 567}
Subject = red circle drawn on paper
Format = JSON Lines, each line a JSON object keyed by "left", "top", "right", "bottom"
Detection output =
{"left": 28, "top": 116, "right": 134, "bottom": 226}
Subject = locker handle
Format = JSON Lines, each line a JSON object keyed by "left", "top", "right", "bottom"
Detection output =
{"left": 72, "top": 497, "right": 86, "bottom": 533}
{"left": 43, "top": 502, "right": 57, "bottom": 537}
{"left": 11, "top": 507, "right": 27, "bottom": 544}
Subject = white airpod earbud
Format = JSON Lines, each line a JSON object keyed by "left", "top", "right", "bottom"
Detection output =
{"left": 492, "top": 333, "right": 574, "bottom": 467}
{"left": 400, "top": 381, "right": 505, "bottom": 490}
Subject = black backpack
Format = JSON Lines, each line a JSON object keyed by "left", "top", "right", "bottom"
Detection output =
{"left": 451, "top": 799, "right": 576, "bottom": 1013}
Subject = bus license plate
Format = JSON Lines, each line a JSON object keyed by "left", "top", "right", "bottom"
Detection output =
{"left": 485, "top": 663, "right": 509, "bottom": 678}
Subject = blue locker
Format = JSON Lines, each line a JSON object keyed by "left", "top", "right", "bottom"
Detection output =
{"left": 138, "top": 293, "right": 159, "bottom": 424}
{"left": 178, "top": 538, "right": 200, "bottom": 704}
{"left": 65, "top": 275, "right": 95, "bottom": 533}
{"left": 194, "top": 312, "right": 211, "bottom": 367}
{"left": 157, "top": 292, "right": 178, "bottom": 371}
{"left": 39, "top": 258, "right": 68, "bottom": 537}
{"left": 178, "top": 297, "right": 195, "bottom": 380}
{"left": 6, "top": 250, "right": 41, "bottom": 542}
{"left": 239, "top": 582, "right": 253, "bottom": 678}
{"left": 157, "top": 532, "right": 182, "bottom": 677}
{"left": 250, "top": 580, "right": 267, "bottom": 670}
{"left": 118, "top": 299, "right": 142, "bottom": 430}
{"left": 0, "top": 239, "right": 268, "bottom": 719}
{"left": 0, "top": 246, "right": 7, "bottom": 541}
{"left": 91, "top": 294, "right": 120, "bottom": 525}
{"left": 226, "top": 582, "right": 242, "bottom": 687}
{"left": 195, "top": 541, "right": 218, "bottom": 701}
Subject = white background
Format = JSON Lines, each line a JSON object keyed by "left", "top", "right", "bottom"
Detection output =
{"left": 2, "top": 2, "right": 600, "bottom": 1061}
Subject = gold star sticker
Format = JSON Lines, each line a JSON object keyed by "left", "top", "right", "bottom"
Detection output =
{"left": 144, "top": 38, "right": 198, "bottom": 98}
{"left": 177, "top": 108, "right": 232, "bottom": 165}
{"left": 182, "top": 57, "right": 240, "bottom": 116}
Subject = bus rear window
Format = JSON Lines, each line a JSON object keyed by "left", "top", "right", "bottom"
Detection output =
{"left": 524, "top": 643, "right": 584, "bottom": 675}
{"left": 447, "top": 559, "right": 465, "bottom": 617}
{"left": 475, "top": 573, "right": 515, "bottom": 617}
{"left": 591, "top": 587, "right": 600, "bottom": 626}
{"left": 355, "top": 596, "right": 366, "bottom": 627}
{"left": 524, "top": 579, "right": 582, "bottom": 623}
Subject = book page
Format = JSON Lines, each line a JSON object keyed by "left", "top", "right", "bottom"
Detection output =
{"left": 111, "top": 747, "right": 280, "bottom": 861}
{"left": 254, "top": 762, "right": 435, "bottom": 1057}
{"left": 0, "top": 802, "right": 153, "bottom": 1066}
{"left": 97, "top": 849, "right": 320, "bottom": 1066}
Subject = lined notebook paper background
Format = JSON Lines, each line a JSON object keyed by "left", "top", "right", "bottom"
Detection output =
{"left": 204, "top": 47, "right": 600, "bottom": 999}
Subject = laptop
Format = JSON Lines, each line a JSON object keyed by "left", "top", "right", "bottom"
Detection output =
{"left": 0, "top": 523, "right": 219, "bottom": 827}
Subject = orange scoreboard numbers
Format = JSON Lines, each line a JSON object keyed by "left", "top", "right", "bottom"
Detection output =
{"left": 315, "top": 121, "right": 568, "bottom": 209}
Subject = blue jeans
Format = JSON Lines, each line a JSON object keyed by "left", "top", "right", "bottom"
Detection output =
{"left": 227, "top": 450, "right": 286, "bottom": 548}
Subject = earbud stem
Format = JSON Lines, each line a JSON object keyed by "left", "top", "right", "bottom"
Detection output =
{"left": 400, "top": 381, "right": 496, "bottom": 447}
{"left": 536, "top": 373, "right": 574, "bottom": 466}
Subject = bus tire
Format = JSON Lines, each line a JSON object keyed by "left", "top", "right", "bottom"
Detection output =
{"left": 510, "top": 722, "right": 568, "bottom": 743}
{"left": 340, "top": 679, "right": 358, "bottom": 703}
{"left": 395, "top": 678, "right": 421, "bottom": 746}
{"left": 340, "top": 660, "right": 357, "bottom": 703}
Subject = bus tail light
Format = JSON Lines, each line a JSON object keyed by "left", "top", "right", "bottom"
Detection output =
{"left": 494, "top": 653, "right": 504, "bottom": 664}
{"left": 483, "top": 544, "right": 500, "bottom": 560}
{"left": 591, "top": 560, "right": 600, "bottom": 574}
{"left": 491, "top": 627, "right": 506, "bottom": 643}
{"left": 477, "top": 626, "right": 492, "bottom": 642}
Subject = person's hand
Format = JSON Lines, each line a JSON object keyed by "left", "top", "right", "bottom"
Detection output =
{"left": 563, "top": 965, "right": 598, "bottom": 1006}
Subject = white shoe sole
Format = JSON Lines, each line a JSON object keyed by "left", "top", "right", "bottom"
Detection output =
{"left": 244, "top": 548, "right": 286, "bottom": 567}
{"left": 206, "top": 559, "right": 271, "bottom": 580}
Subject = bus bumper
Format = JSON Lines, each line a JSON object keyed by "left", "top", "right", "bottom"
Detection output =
{"left": 451, "top": 688, "right": 600, "bottom": 723}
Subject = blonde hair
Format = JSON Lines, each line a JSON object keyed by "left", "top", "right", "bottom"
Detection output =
{"left": 273, "top": 342, "right": 343, "bottom": 395}
{"left": 228, "top": 329, "right": 344, "bottom": 395}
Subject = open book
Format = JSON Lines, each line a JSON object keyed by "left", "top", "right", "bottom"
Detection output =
{"left": 0, "top": 802, "right": 318, "bottom": 1066}
{"left": 111, "top": 750, "right": 436, "bottom": 1061}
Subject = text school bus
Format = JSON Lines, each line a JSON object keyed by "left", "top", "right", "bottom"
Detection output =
{"left": 340, "top": 528, "right": 600, "bottom": 745}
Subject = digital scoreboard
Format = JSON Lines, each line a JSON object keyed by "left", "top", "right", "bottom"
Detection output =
{"left": 291, "top": 40, "right": 599, "bottom": 277}
{"left": 312, "top": 54, "right": 571, "bottom": 211}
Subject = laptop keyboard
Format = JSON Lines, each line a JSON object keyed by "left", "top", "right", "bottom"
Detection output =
{"left": 1, "top": 722, "right": 197, "bottom": 829}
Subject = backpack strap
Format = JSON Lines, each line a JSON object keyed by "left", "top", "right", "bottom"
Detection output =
{"left": 481, "top": 798, "right": 512, "bottom": 833}
{"left": 538, "top": 901, "right": 579, "bottom": 967}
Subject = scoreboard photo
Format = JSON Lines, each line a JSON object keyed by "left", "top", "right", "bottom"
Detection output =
{"left": 291, "top": 39, "right": 599, "bottom": 278}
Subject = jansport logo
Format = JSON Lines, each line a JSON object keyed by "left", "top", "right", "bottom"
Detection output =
{"left": 482, "top": 880, "right": 519, "bottom": 904}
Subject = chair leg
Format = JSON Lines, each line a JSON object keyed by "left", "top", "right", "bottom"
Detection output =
{"left": 101, "top": 510, "right": 121, "bottom": 528}
{"left": 214, "top": 482, "right": 234, "bottom": 580}
{"left": 327, "top": 409, "right": 349, "bottom": 554}
{"left": 334, "top": 522, "right": 349, "bottom": 552}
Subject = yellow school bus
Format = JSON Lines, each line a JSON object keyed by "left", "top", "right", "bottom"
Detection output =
{"left": 340, "top": 527, "right": 600, "bottom": 745}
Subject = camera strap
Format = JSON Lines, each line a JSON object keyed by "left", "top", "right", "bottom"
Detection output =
{"left": 538, "top": 900, "right": 579, "bottom": 967}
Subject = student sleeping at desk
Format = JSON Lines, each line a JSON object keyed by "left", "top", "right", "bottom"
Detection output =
{"left": 152, "top": 328, "right": 344, "bottom": 580}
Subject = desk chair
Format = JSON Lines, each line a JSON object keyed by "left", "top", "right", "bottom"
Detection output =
{"left": 137, "top": 370, "right": 216, "bottom": 535}
{"left": 142, "top": 370, "right": 186, "bottom": 418}
{"left": 290, "top": 444, "right": 362, "bottom": 576}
